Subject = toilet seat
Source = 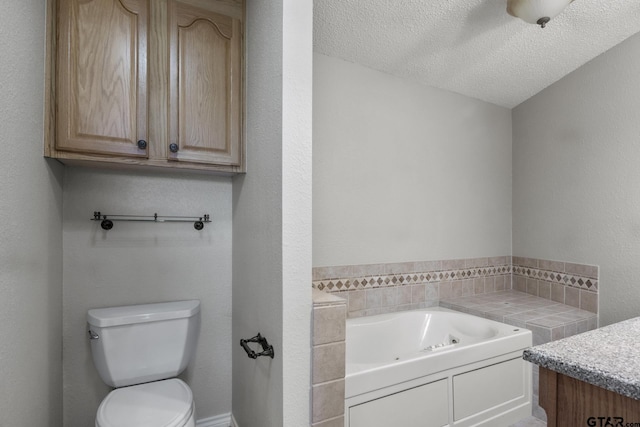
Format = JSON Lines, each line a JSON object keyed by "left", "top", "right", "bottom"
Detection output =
{"left": 96, "top": 378, "right": 194, "bottom": 427}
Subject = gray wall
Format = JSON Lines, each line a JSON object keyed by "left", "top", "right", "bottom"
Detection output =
{"left": 0, "top": 1, "right": 64, "bottom": 426}
{"left": 513, "top": 32, "right": 640, "bottom": 326}
{"left": 62, "top": 168, "right": 232, "bottom": 425}
{"left": 232, "top": 0, "right": 312, "bottom": 425}
{"left": 313, "top": 53, "right": 513, "bottom": 267}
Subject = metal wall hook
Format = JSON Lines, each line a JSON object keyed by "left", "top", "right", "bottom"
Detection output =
{"left": 240, "top": 333, "right": 275, "bottom": 359}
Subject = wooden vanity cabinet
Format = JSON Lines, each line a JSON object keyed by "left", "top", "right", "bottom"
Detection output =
{"left": 46, "top": 0, "right": 245, "bottom": 174}
{"left": 539, "top": 367, "right": 640, "bottom": 427}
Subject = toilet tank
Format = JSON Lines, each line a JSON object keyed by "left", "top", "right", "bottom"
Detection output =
{"left": 87, "top": 300, "right": 200, "bottom": 388}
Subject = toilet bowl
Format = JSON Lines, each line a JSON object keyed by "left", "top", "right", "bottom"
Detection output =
{"left": 95, "top": 379, "right": 196, "bottom": 427}
{"left": 88, "top": 300, "right": 201, "bottom": 427}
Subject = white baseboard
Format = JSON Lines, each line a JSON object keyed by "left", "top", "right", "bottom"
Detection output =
{"left": 196, "top": 413, "right": 233, "bottom": 427}
{"left": 231, "top": 413, "right": 239, "bottom": 427}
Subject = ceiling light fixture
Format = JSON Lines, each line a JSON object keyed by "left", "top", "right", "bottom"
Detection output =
{"left": 507, "top": 0, "right": 574, "bottom": 28}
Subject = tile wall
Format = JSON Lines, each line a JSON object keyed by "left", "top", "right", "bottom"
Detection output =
{"left": 512, "top": 256, "right": 598, "bottom": 313}
{"left": 312, "top": 256, "right": 598, "bottom": 317}
{"left": 312, "top": 289, "right": 347, "bottom": 427}
{"left": 313, "top": 256, "right": 511, "bottom": 318}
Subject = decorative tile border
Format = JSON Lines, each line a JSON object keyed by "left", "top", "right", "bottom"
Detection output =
{"left": 313, "top": 263, "right": 511, "bottom": 292}
{"left": 512, "top": 258, "right": 598, "bottom": 292}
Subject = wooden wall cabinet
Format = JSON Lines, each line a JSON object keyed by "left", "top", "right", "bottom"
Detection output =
{"left": 45, "top": 0, "right": 245, "bottom": 174}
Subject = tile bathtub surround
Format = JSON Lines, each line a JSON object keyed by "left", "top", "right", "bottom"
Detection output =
{"left": 312, "top": 257, "right": 599, "bottom": 422}
{"left": 313, "top": 256, "right": 512, "bottom": 317}
{"left": 311, "top": 286, "right": 599, "bottom": 424}
{"left": 312, "top": 289, "right": 346, "bottom": 427}
{"left": 512, "top": 256, "right": 599, "bottom": 313}
{"left": 313, "top": 256, "right": 599, "bottom": 317}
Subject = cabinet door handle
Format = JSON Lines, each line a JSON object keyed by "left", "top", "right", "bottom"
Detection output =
{"left": 169, "top": 143, "right": 179, "bottom": 153}
{"left": 137, "top": 140, "right": 147, "bottom": 150}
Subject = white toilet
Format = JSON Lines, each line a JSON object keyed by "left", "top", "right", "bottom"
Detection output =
{"left": 87, "top": 300, "right": 201, "bottom": 427}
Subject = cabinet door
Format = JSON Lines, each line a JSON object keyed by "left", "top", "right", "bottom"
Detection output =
{"left": 168, "top": 0, "right": 242, "bottom": 166}
{"left": 56, "top": 0, "right": 149, "bottom": 157}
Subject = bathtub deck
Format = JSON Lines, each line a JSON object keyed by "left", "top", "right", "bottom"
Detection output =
{"left": 439, "top": 290, "right": 597, "bottom": 346}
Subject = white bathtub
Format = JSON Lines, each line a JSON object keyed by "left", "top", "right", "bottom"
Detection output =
{"left": 345, "top": 307, "right": 532, "bottom": 427}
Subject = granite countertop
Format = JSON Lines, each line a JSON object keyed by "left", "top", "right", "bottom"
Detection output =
{"left": 523, "top": 316, "right": 640, "bottom": 400}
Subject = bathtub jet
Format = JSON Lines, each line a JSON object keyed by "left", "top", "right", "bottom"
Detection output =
{"left": 421, "top": 334, "right": 460, "bottom": 352}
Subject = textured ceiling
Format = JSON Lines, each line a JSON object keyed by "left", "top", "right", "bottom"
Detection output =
{"left": 314, "top": 0, "right": 640, "bottom": 108}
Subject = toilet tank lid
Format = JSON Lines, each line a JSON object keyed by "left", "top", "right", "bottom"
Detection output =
{"left": 88, "top": 300, "right": 200, "bottom": 327}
